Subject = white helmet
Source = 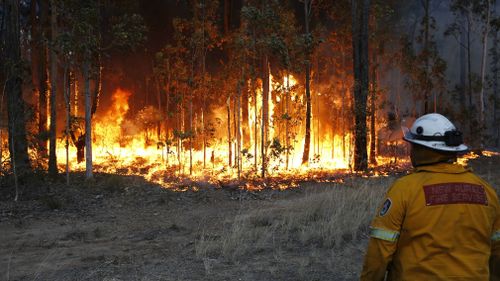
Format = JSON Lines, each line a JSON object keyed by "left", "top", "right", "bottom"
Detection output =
{"left": 402, "top": 113, "right": 468, "bottom": 152}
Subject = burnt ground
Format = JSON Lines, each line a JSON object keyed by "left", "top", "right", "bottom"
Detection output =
{"left": 0, "top": 155, "right": 499, "bottom": 281}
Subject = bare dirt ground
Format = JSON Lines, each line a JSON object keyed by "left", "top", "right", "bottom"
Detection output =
{"left": 1, "top": 155, "right": 499, "bottom": 281}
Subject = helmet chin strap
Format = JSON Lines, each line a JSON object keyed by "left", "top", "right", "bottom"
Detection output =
{"left": 410, "top": 144, "right": 457, "bottom": 167}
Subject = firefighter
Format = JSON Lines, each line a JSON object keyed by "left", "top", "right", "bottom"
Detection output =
{"left": 360, "top": 113, "right": 500, "bottom": 281}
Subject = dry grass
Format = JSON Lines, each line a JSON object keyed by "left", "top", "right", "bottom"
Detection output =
{"left": 194, "top": 157, "right": 500, "bottom": 279}
{"left": 218, "top": 178, "right": 390, "bottom": 260}
{"left": 191, "top": 177, "right": 394, "bottom": 280}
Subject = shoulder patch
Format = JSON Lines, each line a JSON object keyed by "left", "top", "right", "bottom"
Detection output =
{"left": 379, "top": 198, "right": 392, "bottom": 216}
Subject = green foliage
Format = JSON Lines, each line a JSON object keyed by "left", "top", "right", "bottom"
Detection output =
{"left": 174, "top": 129, "right": 194, "bottom": 141}
{"left": 55, "top": 0, "right": 147, "bottom": 63}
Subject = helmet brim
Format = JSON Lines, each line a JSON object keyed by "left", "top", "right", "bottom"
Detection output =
{"left": 402, "top": 126, "right": 468, "bottom": 152}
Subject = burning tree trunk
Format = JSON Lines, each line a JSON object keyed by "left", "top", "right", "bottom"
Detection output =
{"left": 351, "top": 0, "right": 370, "bottom": 171}
{"left": 48, "top": 0, "right": 58, "bottom": 176}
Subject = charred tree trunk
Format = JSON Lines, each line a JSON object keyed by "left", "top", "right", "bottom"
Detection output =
{"left": 252, "top": 75, "right": 258, "bottom": 171}
{"left": 83, "top": 59, "right": 93, "bottom": 179}
{"left": 352, "top": 0, "right": 370, "bottom": 171}
{"left": 37, "top": 0, "right": 49, "bottom": 157}
{"left": 233, "top": 90, "right": 237, "bottom": 165}
{"left": 285, "top": 72, "right": 290, "bottom": 170}
{"left": 369, "top": 52, "right": 377, "bottom": 166}
{"left": 165, "top": 60, "right": 171, "bottom": 166}
{"left": 189, "top": 92, "right": 193, "bottom": 175}
{"left": 63, "top": 66, "right": 70, "bottom": 185}
{"left": 4, "top": 0, "right": 31, "bottom": 181}
{"left": 48, "top": 0, "right": 58, "bottom": 176}
{"left": 227, "top": 96, "right": 232, "bottom": 167}
{"left": 201, "top": 0, "right": 207, "bottom": 169}
{"left": 301, "top": 0, "right": 312, "bottom": 165}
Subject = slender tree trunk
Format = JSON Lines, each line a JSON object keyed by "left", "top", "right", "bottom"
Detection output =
{"left": 38, "top": 0, "right": 49, "bottom": 157}
{"left": 341, "top": 47, "right": 347, "bottom": 161}
{"left": 189, "top": 92, "right": 193, "bottom": 175}
{"left": 252, "top": 76, "right": 258, "bottom": 171}
{"left": 155, "top": 76, "right": 162, "bottom": 141}
{"left": 252, "top": 28, "right": 258, "bottom": 171}
{"left": 233, "top": 90, "right": 237, "bottom": 165}
{"left": 91, "top": 59, "right": 102, "bottom": 117}
{"left": 83, "top": 60, "right": 93, "bottom": 179}
{"left": 48, "top": 0, "right": 58, "bottom": 176}
{"left": 227, "top": 96, "right": 232, "bottom": 166}
{"left": 165, "top": 61, "right": 171, "bottom": 166}
{"left": 201, "top": 0, "right": 207, "bottom": 169}
{"left": 261, "top": 54, "right": 269, "bottom": 177}
{"left": 459, "top": 20, "right": 467, "bottom": 135}
{"left": 31, "top": 0, "right": 48, "bottom": 158}
{"left": 302, "top": 0, "right": 312, "bottom": 165}
{"left": 285, "top": 72, "right": 290, "bottom": 170}
{"left": 370, "top": 52, "right": 377, "bottom": 165}
{"left": 478, "top": 0, "right": 491, "bottom": 149}
{"left": 237, "top": 75, "right": 242, "bottom": 179}
{"left": 242, "top": 79, "right": 249, "bottom": 147}
{"left": 467, "top": 18, "right": 472, "bottom": 108}
{"left": 467, "top": 12, "right": 474, "bottom": 144}
{"left": 4, "top": 0, "right": 31, "bottom": 179}
{"left": 352, "top": 0, "right": 370, "bottom": 171}
{"left": 422, "top": 0, "right": 430, "bottom": 114}
{"left": 64, "top": 66, "right": 70, "bottom": 185}
{"left": 493, "top": 29, "right": 500, "bottom": 147}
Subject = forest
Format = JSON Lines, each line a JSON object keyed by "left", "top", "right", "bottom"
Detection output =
{"left": 1, "top": 1, "right": 500, "bottom": 280}
{"left": 1, "top": 0, "right": 500, "bottom": 186}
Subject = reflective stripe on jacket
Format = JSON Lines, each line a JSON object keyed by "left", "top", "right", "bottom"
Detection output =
{"left": 361, "top": 163, "right": 500, "bottom": 281}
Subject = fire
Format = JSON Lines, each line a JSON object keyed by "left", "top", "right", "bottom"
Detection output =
{"left": 56, "top": 75, "right": 408, "bottom": 187}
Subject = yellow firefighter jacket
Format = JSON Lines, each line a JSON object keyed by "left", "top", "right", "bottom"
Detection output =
{"left": 361, "top": 162, "right": 500, "bottom": 281}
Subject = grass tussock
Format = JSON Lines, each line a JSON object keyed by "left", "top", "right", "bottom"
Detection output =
{"left": 215, "top": 177, "right": 392, "bottom": 260}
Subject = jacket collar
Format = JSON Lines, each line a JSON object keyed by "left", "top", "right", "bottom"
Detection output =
{"left": 414, "top": 162, "right": 470, "bottom": 174}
